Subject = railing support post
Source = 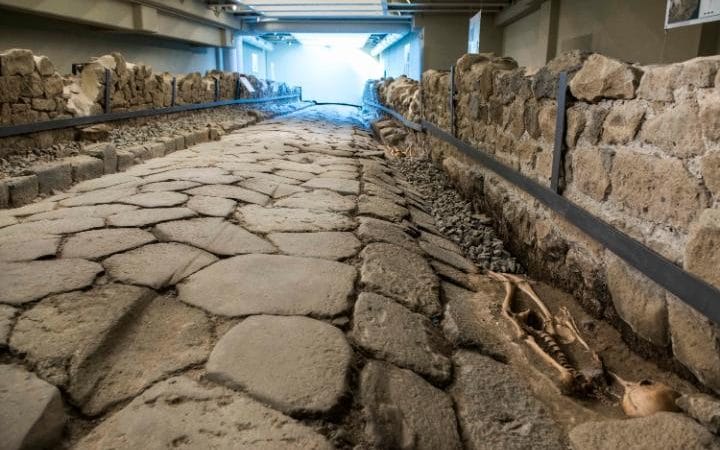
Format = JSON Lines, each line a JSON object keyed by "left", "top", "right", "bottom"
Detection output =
{"left": 103, "top": 69, "right": 112, "bottom": 114}
{"left": 550, "top": 71, "right": 568, "bottom": 193}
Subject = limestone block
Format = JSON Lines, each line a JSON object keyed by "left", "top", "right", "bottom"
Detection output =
{"left": 676, "top": 393, "right": 720, "bottom": 434}
{"left": 43, "top": 73, "right": 63, "bottom": 97}
{"left": 193, "top": 129, "right": 209, "bottom": 144}
{"left": 33, "top": 55, "right": 54, "bottom": 77}
{"left": 0, "top": 49, "right": 34, "bottom": 76}
{"left": 20, "top": 72, "right": 43, "bottom": 97}
{"left": 146, "top": 142, "right": 165, "bottom": 159}
{"left": 702, "top": 150, "right": 720, "bottom": 197}
{"left": 532, "top": 50, "right": 588, "bottom": 98}
{"left": 601, "top": 102, "right": 645, "bottom": 144}
{"left": 685, "top": 208, "right": 720, "bottom": 289}
{"left": 571, "top": 146, "right": 613, "bottom": 201}
{"left": 580, "top": 105, "right": 610, "bottom": 145}
{"left": 115, "top": 150, "right": 134, "bottom": 172}
{"left": 698, "top": 89, "right": 720, "bottom": 142}
{"left": 31, "top": 98, "right": 55, "bottom": 112}
{"left": 68, "top": 155, "right": 104, "bottom": 182}
{"left": 641, "top": 101, "right": 705, "bottom": 158}
{"left": 0, "top": 180, "right": 9, "bottom": 208}
{"left": 609, "top": 149, "right": 706, "bottom": 229}
{"left": 677, "top": 56, "right": 720, "bottom": 89}
{"left": 569, "top": 54, "right": 641, "bottom": 102}
{"left": 31, "top": 161, "right": 72, "bottom": 194}
{"left": 565, "top": 103, "right": 587, "bottom": 148}
{"left": 81, "top": 142, "right": 117, "bottom": 174}
{"left": 606, "top": 253, "right": 668, "bottom": 346}
{"left": 538, "top": 102, "right": 557, "bottom": 143}
{"left": 0, "top": 76, "right": 21, "bottom": 102}
{"left": 637, "top": 64, "right": 682, "bottom": 102}
{"left": 6, "top": 175, "right": 39, "bottom": 207}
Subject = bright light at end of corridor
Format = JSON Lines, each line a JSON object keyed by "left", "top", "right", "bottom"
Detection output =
{"left": 293, "top": 33, "right": 370, "bottom": 49}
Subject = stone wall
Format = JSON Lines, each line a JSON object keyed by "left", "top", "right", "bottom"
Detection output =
{"left": 375, "top": 51, "right": 720, "bottom": 394}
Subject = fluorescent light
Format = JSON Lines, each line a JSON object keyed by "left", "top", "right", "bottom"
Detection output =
{"left": 293, "top": 33, "right": 370, "bottom": 49}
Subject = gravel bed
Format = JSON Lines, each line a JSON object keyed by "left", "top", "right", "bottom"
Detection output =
{"left": 393, "top": 157, "right": 523, "bottom": 274}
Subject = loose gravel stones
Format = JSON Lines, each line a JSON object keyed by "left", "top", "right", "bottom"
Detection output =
{"left": 103, "top": 243, "right": 217, "bottom": 289}
{"left": 186, "top": 195, "right": 235, "bottom": 217}
{"left": 62, "top": 228, "right": 156, "bottom": 259}
{"left": 238, "top": 205, "right": 355, "bottom": 232}
{"left": 106, "top": 207, "right": 196, "bottom": 227}
{"left": 179, "top": 254, "right": 356, "bottom": 317}
{"left": 302, "top": 177, "right": 360, "bottom": 195}
{"left": 268, "top": 231, "right": 360, "bottom": 260}
{"left": 0, "top": 259, "right": 102, "bottom": 304}
{"left": 0, "top": 364, "right": 66, "bottom": 450}
{"left": 360, "top": 360, "right": 462, "bottom": 450}
{"left": 74, "top": 376, "right": 333, "bottom": 450}
{"left": 185, "top": 184, "right": 269, "bottom": 205}
{"left": 274, "top": 189, "right": 356, "bottom": 212}
{"left": 360, "top": 242, "right": 440, "bottom": 317}
{"left": 449, "top": 350, "right": 565, "bottom": 450}
{"left": 352, "top": 293, "right": 452, "bottom": 383}
{"left": 154, "top": 218, "right": 275, "bottom": 255}
{"left": 119, "top": 191, "right": 189, "bottom": 207}
{"left": 207, "top": 315, "right": 352, "bottom": 415}
{"left": 357, "top": 194, "right": 409, "bottom": 222}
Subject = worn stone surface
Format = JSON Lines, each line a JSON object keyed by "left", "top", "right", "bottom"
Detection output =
{"left": 268, "top": 231, "right": 360, "bottom": 260}
{"left": 0, "top": 259, "right": 102, "bottom": 304}
{"left": 601, "top": 103, "right": 645, "bottom": 144}
{"left": 356, "top": 216, "right": 421, "bottom": 253}
{"left": 185, "top": 184, "right": 269, "bottom": 205}
{"left": 119, "top": 191, "right": 188, "bottom": 208}
{"left": 302, "top": 177, "right": 360, "bottom": 194}
{"left": 207, "top": 315, "right": 351, "bottom": 415}
{"left": 60, "top": 186, "right": 138, "bottom": 207}
{"left": 0, "top": 236, "right": 60, "bottom": 262}
{"left": 677, "top": 393, "right": 720, "bottom": 434}
{"left": 640, "top": 101, "right": 704, "bottom": 158}
{"left": 62, "top": 228, "right": 156, "bottom": 260}
{"left": 571, "top": 146, "right": 613, "bottom": 201}
{"left": 685, "top": 208, "right": 720, "bottom": 289}
{"left": 360, "top": 360, "right": 462, "bottom": 450}
{"left": 154, "top": 218, "right": 275, "bottom": 255}
{"left": 140, "top": 180, "right": 200, "bottom": 192}
{"left": 186, "top": 194, "right": 235, "bottom": 217}
{"left": 238, "top": 204, "right": 355, "bottom": 232}
{"left": 25, "top": 204, "right": 136, "bottom": 222}
{"left": 419, "top": 239, "right": 477, "bottom": 273}
{"left": 74, "top": 376, "right": 333, "bottom": 450}
{"left": 569, "top": 412, "right": 720, "bottom": 450}
{"left": 0, "top": 305, "right": 15, "bottom": 347}
{"left": 179, "top": 254, "right": 356, "bottom": 317}
{"left": 569, "top": 54, "right": 640, "bottom": 101}
{"left": 274, "top": 188, "right": 355, "bottom": 212}
{"left": 0, "top": 364, "right": 66, "bottom": 450}
{"left": 0, "top": 217, "right": 104, "bottom": 238}
{"left": 106, "top": 207, "right": 196, "bottom": 227}
{"left": 360, "top": 243, "right": 440, "bottom": 317}
{"left": 103, "top": 243, "right": 217, "bottom": 289}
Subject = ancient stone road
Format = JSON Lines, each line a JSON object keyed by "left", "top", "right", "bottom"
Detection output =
{"left": 2, "top": 106, "right": 716, "bottom": 449}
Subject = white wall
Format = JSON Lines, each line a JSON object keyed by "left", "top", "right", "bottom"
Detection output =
{"left": 380, "top": 32, "right": 423, "bottom": 80}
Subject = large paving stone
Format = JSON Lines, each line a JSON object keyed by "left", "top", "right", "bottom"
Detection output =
{"left": 356, "top": 216, "right": 421, "bottom": 253}
{"left": 360, "top": 243, "right": 440, "bottom": 317}
{"left": 0, "top": 364, "right": 66, "bottom": 450}
{"left": 0, "top": 236, "right": 60, "bottom": 262}
{"left": 179, "top": 254, "right": 355, "bottom": 317}
{"left": 24, "top": 204, "right": 137, "bottom": 222}
{"left": 357, "top": 194, "right": 409, "bottom": 222}
{"left": 154, "top": 218, "right": 275, "bottom": 255}
{"left": 118, "top": 191, "right": 188, "bottom": 207}
{"left": 142, "top": 167, "right": 237, "bottom": 185}
{"left": 0, "top": 305, "right": 16, "bottom": 347}
{"left": 569, "top": 412, "right": 720, "bottom": 450}
{"left": 140, "top": 180, "right": 200, "bottom": 192}
{"left": 71, "top": 174, "right": 142, "bottom": 193}
{"left": 106, "top": 207, "right": 196, "bottom": 227}
{"left": 74, "top": 376, "right": 333, "bottom": 450}
{"left": 0, "top": 259, "right": 102, "bottom": 305}
{"left": 352, "top": 292, "right": 452, "bottom": 383}
{"left": 268, "top": 231, "right": 360, "bottom": 260}
{"left": 302, "top": 177, "right": 360, "bottom": 194}
{"left": 274, "top": 189, "right": 356, "bottom": 212}
{"left": 62, "top": 228, "right": 156, "bottom": 260}
{"left": 207, "top": 315, "right": 351, "bottom": 415}
{"left": 103, "top": 243, "right": 217, "bottom": 289}
{"left": 0, "top": 217, "right": 105, "bottom": 238}
{"left": 238, "top": 205, "right": 355, "bottom": 233}
{"left": 185, "top": 184, "right": 269, "bottom": 205}
{"left": 69, "top": 296, "right": 213, "bottom": 416}
{"left": 60, "top": 186, "right": 138, "bottom": 207}
{"left": 9, "top": 284, "right": 154, "bottom": 386}
{"left": 449, "top": 350, "right": 565, "bottom": 450}
{"left": 360, "top": 360, "right": 462, "bottom": 450}
{"left": 420, "top": 240, "right": 477, "bottom": 273}
{"left": 186, "top": 195, "right": 236, "bottom": 217}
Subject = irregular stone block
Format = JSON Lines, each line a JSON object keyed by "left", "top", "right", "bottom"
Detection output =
{"left": 0, "top": 259, "right": 102, "bottom": 305}
{"left": 81, "top": 142, "right": 117, "bottom": 174}
{"left": 0, "top": 75, "right": 21, "bottom": 102}
{"left": 31, "top": 161, "right": 72, "bottom": 194}
{"left": 0, "top": 180, "right": 9, "bottom": 208}
{"left": 0, "top": 235, "right": 60, "bottom": 262}
{"left": 185, "top": 195, "right": 235, "bottom": 217}
{"left": 154, "top": 217, "right": 275, "bottom": 256}
{"left": 238, "top": 205, "right": 354, "bottom": 233}
{"left": 356, "top": 216, "right": 421, "bottom": 253}
{"left": 677, "top": 393, "right": 720, "bottom": 434}
{"left": 640, "top": 101, "right": 704, "bottom": 158}
{"left": 601, "top": 102, "right": 645, "bottom": 144}
{"left": 702, "top": 150, "right": 720, "bottom": 198}
{"left": 115, "top": 150, "right": 134, "bottom": 172}
{"left": 685, "top": 208, "right": 720, "bottom": 289}
{"left": 106, "top": 207, "right": 195, "bottom": 227}
{"left": 185, "top": 184, "right": 269, "bottom": 205}
{"left": 569, "top": 54, "right": 641, "bottom": 102}
{"left": 637, "top": 64, "right": 682, "bottom": 102}
{"left": 419, "top": 239, "right": 477, "bottom": 273}
{"left": 0, "top": 48, "right": 34, "bottom": 76}
{"left": 62, "top": 228, "right": 156, "bottom": 260}
{"left": 699, "top": 89, "right": 720, "bottom": 142}
{"left": 275, "top": 189, "right": 355, "bottom": 212}
{"left": 6, "top": 175, "right": 39, "bottom": 207}
{"left": 119, "top": 191, "right": 188, "bottom": 208}
{"left": 78, "top": 124, "right": 110, "bottom": 142}
{"left": 302, "top": 177, "right": 360, "bottom": 195}
{"left": 268, "top": 231, "right": 360, "bottom": 260}
{"left": 68, "top": 155, "right": 104, "bottom": 182}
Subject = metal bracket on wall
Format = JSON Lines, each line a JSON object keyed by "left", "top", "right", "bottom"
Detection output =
{"left": 171, "top": 77, "right": 177, "bottom": 107}
{"left": 103, "top": 69, "right": 112, "bottom": 115}
{"left": 449, "top": 64, "right": 456, "bottom": 137}
{"left": 550, "top": 72, "right": 568, "bottom": 193}
{"left": 214, "top": 78, "right": 220, "bottom": 102}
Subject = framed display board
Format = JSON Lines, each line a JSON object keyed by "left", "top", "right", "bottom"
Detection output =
{"left": 666, "top": 0, "right": 720, "bottom": 29}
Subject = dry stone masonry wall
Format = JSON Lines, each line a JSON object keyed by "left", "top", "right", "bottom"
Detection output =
{"left": 375, "top": 51, "right": 720, "bottom": 394}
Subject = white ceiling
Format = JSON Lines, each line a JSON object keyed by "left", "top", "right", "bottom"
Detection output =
{"left": 241, "top": 0, "right": 385, "bottom": 18}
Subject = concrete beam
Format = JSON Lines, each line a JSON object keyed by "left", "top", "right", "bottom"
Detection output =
{"left": 244, "top": 18, "right": 412, "bottom": 34}
{"left": 495, "top": 0, "right": 544, "bottom": 27}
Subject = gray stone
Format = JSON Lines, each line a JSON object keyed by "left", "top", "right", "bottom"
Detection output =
{"left": 74, "top": 376, "right": 332, "bottom": 450}
{"left": 106, "top": 207, "right": 196, "bottom": 227}
{"left": 357, "top": 194, "right": 409, "bottom": 222}
{"left": 677, "top": 393, "right": 720, "bottom": 434}
{"left": 272, "top": 160, "right": 324, "bottom": 174}
{"left": 420, "top": 230, "right": 463, "bottom": 253}
{"left": 25, "top": 204, "right": 136, "bottom": 222}
{"left": 276, "top": 169, "right": 314, "bottom": 181}
{"left": 31, "top": 161, "right": 72, "bottom": 194}
{"left": 186, "top": 195, "right": 236, "bottom": 217}
{"left": 0, "top": 259, "right": 102, "bottom": 304}
{"left": 0, "top": 236, "right": 60, "bottom": 262}
{"left": 0, "top": 305, "right": 16, "bottom": 346}
{"left": 360, "top": 360, "right": 462, "bottom": 450}
{"left": 207, "top": 315, "right": 351, "bottom": 415}
{"left": 363, "top": 182, "right": 406, "bottom": 204}
{"left": 360, "top": 243, "right": 440, "bottom": 317}
{"left": 0, "top": 49, "right": 35, "bottom": 75}
{"left": 0, "top": 217, "right": 104, "bottom": 239}
{"left": 185, "top": 184, "right": 269, "bottom": 205}
{"left": 238, "top": 205, "right": 355, "bottom": 232}
{"left": 419, "top": 240, "right": 478, "bottom": 273}
{"left": 81, "top": 142, "right": 117, "bottom": 175}
{"left": 10, "top": 284, "right": 154, "bottom": 386}
{"left": 140, "top": 180, "right": 200, "bottom": 192}
{"left": 154, "top": 218, "right": 275, "bottom": 255}
{"left": 569, "top": 412, "right": 720, "bottom": 450}
{"left": 103, "top": 243, "right": 217, "bottom": 289}
{"left": 141, "top": 167, "right": 232, "bottom": 184}
{"left": 352, "top": 292, "right": 451, "bottom": 383}
{"left": 302, "top": 177, "right": 360, "bottom": 195}
{"left": 62, "top": 228, "right": 156, "bottom": 260}
{"left": 115, "top": 150, "right": 134, "bottom": 171}
{"left": 240, "top": 177, "right": 281, "bottom": 196}
{"left": 356, "top": 216, "right": 421, "bottom": 253}
{"left": 3, "top": 200, "right": 56, "bottom": 217}
{"left": 179, "top": 254, "right": 355, "bottom": 317}
{"left": 68, "top": 155, "right": 105, "bottom": 182}
{"left": 0, "top": 364, "right": 66, "bottom": 450}
{"left": 7, "top": 175, "right": 39, "bottom": 207}
{"left": 274, "top": 188, "right": 355, "bottom": 212}
{"left": 71, "top": 173, "right": 141, "bottom": 193}
{"left": 60, "top": 186, "right": 138, "bottom": 207}
{"left": 119, "top": 191, "right": 188, "bottom": 208}
{"left": 272, "top": 183, "right": 307, "bottom": 198}
{"left": 268, "top": 231, "right": 360, "bottom": 260}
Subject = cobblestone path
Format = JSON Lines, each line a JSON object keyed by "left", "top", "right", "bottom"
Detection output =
{"left": 0, "top": 106, "right": 575, "bottom": 449}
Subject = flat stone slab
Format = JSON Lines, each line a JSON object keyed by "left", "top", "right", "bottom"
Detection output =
{"left": 356, "top": 217, "right": 421, "bottom": 253}
{"left": 569, "top": 412, "right": 720, "bottom": 450}
{"left": 0, "top": 236, "right": 60, "bottom": 262}
{"left": 106, "top": 207, "right": 196, "bottom": 227}
{"left": 24, "top": 204, "right": 137, "bottom": 222}
{"left": 71, "top": 174, "right": 142, "bottom": 192}
{"left": 185, "top": 184, "right": 269, "bottom": 205}
{"left": 0, "top": 259, "right": 102, "bottom": 305}
{"left": 276, "top": 169, "right": 314, "bottom": 181}
{"left": 62, "top": 228, "right": 156, "bottom": 260}
{"left": 268, "top": 231, "right": 360, "bottom": 260}
{"left": 75, "top": 376, "right": 332, "bottom": 450}
{"left": 0, "top": 305, "right": 16, "bottom": 347}
{"left": 179, "top": 254, "right": 355, "bottom": 317}
{"left": 352, "top": 292, "right": 452, "bottom": 384}
{"left": 103, "top": 243, "right": 217, "bottom": 289}
{"left": 238, "top": 205, "right": 355, "bottom": 233}
{"left": 302, "top": 177, "right": 360, "bottom": 195}
{"left": 274, "top": 189, "right": 356, "bottom": 212}
{"left": 119, "top": 191, "right": 189, "bottom": 208}
{"left": 0, "top": 364, "right": 66, "bottom": 450}
{"left": 357, "top": 194, "right": 409, "bottom": 222}
{"left": 10, "top": 284, "right": 154, "bottom": 386}
{"left": 186, "top": 195, "right": 236, "bottom": 217}
{"left": 360, "top": 360, "right": 462, "bottom": 450}
{"left": 154, "top": 218, "right": 275, "bottom": 256}
{"left": 449, "top": 350, "right": 565, "bottom": 450}
{"left": 360, "top": 243, "right": 440, "bottom": 317}
{"left": 0, "top": 217, "right": 105, "bottom": 239}
{"left": 60, "top": 186, "right": 138, "bottom": 207}
{"left": 140, "top": 180, "right": 200, "bottom": 192}
{"left": 420, "top": 240, "right": 477, "bottom": 273}
{"left": 0, "top": 215, "right": 18, "bottom": 228}
{"left": 207, "top": 315, "right": 352, "bottom": 415}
